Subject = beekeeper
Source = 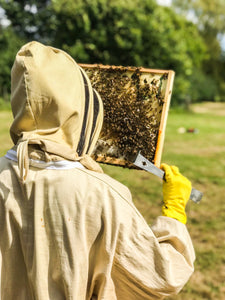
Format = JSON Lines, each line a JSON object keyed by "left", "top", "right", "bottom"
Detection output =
{"left": 0, "top": 41, "right": 195, "bottom": 300}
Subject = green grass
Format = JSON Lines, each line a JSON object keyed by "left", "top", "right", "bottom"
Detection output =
{"left": 105, "top": 106, "right": 225, "bottom": 299}
{"left": 1, "top": 104, "right": 225, "bottom": 299}
{"left": 0, "top": 110, "right": 13, "bottom": 156}
{"left": 0, "top": 97, "right": 11, "bottom": 111}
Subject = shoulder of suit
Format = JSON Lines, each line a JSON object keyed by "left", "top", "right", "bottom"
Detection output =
{"left": 78, "top": 168, "right": 132, "bottom": 202}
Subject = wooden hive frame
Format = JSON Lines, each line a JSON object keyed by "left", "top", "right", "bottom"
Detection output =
{"left": 80, "top": 64, "right": 175, "bottom": 168}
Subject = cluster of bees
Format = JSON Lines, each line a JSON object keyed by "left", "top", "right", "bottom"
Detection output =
{"left": 84, "top": 66, "right": 167, "bottom": 166}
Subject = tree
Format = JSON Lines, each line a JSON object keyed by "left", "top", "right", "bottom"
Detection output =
{"left": 172, "top": 0, "right": 225, "bottom": 35}
{"left": 0, "top": 0, "right": 56, "bottom": 42}
{"left": 171, "top": 0, "right": 225, "bottom": 101}
{"left": 52, "top": 0, "right": 207, "bottom": 104}
{"left": 0, "top": 26, "right": 24, "bottom": 98}
{"left": 0, "top": 0, "right": 206, "bottom": 104}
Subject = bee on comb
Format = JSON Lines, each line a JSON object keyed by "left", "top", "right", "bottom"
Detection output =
{"left": 79, "top": 64, "right": 175, "bottom": 168}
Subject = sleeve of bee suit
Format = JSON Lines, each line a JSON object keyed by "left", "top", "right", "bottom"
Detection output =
{"left": 110, "top": 186, "right": 195, "bottom": 299}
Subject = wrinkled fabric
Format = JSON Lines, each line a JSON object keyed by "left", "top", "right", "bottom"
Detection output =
{"left": 10, "top": 41, "right": 103, "bottom": 181}
{"left": 0, "top": 156, "right": 195, "bottom": 300}
{"left": 0, "top": 41, "right": 195, "bottom": 299}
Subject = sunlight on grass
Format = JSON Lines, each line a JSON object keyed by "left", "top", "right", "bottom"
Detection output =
{"left": 1, "top": 104, "right": 225, "bottom": 299}
{"left": 0, "top": 110, "right": 13, "bottom": 156}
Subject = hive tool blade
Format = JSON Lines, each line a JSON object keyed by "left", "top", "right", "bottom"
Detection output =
{"left": 133, "top": 152, "right": 203, "bottom": 204}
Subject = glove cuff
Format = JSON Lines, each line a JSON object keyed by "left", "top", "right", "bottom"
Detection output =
{"left": 162, "top": 204, "right": 187, "bottom": 224}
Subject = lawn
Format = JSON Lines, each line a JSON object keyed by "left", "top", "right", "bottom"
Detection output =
{"left": 105, "top": 103, "right": 225, "bottom": 299}
{"left": 0, "top": 102, "right": 225, "bottom": 299}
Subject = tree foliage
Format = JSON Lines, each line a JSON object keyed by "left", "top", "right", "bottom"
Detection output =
{"left": 172, "top": 0, "right": 225, "bottom": 34}
{"left": 0, "top": 0, "right": 208, "bottom": 104}
{"left": 172, "top": 0, "right": 225, "bottom": 101}
{"left": 0, "top": 26, "right": 24, "bottom": 98}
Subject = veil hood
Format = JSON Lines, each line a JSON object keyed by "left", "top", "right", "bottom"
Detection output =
{"left": 10, "top": 41, "right": 103, "bottom": 180}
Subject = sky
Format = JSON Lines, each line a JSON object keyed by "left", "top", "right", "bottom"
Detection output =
{"left": 0, "top": 7, "right": 9, "bottom": 26}
{"left": 157, "top": 0, "right": 172, "bottom": 6}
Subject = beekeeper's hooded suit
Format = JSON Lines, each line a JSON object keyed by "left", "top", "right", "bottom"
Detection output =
{"left": 0, "top": 41, "right": 195, "bottom": 300}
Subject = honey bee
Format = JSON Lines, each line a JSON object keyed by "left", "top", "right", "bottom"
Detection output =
{"left": 85, "top": 65, "right": 165, "bottom": 166}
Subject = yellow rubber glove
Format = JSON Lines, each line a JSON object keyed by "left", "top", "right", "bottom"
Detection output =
{"left": 160, "top": 163, "right": 192, "bottom": 224}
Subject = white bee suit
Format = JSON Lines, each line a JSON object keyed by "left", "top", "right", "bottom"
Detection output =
{"left": 0, "top": 41, "right": 195, "bottom": 300}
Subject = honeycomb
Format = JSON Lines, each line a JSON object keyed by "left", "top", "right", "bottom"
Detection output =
{"left": 81, "top": 64, "right": 173, "bottom": 167}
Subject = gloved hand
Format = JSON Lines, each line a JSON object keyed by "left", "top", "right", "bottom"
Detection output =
{"left": 160, "top": 163, "right": 192, "bottom": 224}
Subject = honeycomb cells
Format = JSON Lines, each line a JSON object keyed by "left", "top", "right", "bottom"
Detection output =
{"left": 84, "top": 66, "right": 167, "bottom": 167}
